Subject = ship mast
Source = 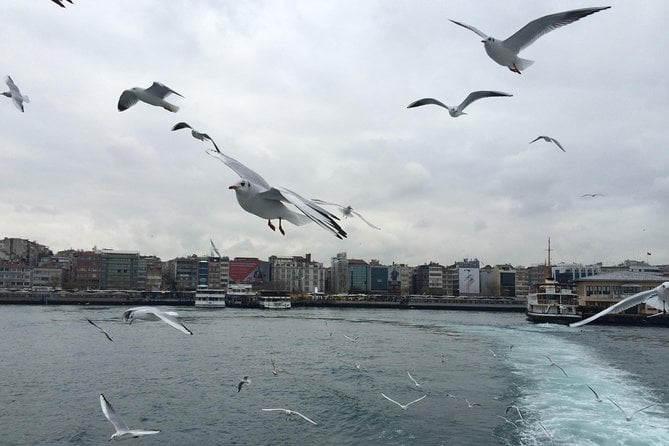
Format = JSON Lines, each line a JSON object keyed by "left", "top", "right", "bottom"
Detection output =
{"left": 545, "top": 237, "right": 552, "bottom": 279}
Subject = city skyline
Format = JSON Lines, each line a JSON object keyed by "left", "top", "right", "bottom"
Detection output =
{"left": 2, "top": 2, "right": 668, "bottom": 267}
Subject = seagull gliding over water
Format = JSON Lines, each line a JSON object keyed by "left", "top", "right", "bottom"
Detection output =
{"left": 407, "top": 91, "right": 512, "bottom": 117}
{"left": 99, "top": 394, "right": 160, "bottom": 441}
{"left": 205, "top": 149, "right": 347, "bottom": 239}
{"left": 449, "top": 7, "right": 611, "bottom": 73}
{"left": 607, "top": 397, "right": 656, "bottom": 421}
{"left": 381, "top": 393, "right": 427, "bottom": 410}
{"left": 122, "top": 306, "right": 193, "bottom": 335}
{"left": 262, "top": 408, "right": 318, "bottom": 425}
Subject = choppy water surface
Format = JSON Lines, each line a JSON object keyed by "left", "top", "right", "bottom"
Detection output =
{"left": 0, "top": 306, "right": 667, "bottom": 445}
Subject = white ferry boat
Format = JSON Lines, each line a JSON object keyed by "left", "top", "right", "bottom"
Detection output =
{"left": 258, "top": 295, "right": 291, "bottom": 309}
{"left": 526, "top": 277, "right": 581, "bottom": 324}
{"left": 194, "top": 287, "right": 227, "bottom": 308}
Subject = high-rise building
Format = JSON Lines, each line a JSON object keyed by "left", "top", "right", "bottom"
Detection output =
{"left": 330, "top": 252, "right": 349, "bottom": 294}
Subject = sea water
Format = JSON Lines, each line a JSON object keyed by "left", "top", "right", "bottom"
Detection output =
{"left": 0, "top": 306, "right": 666, "bottom": 445}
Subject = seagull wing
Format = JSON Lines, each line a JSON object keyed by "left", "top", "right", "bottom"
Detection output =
{"left": 293, "top": 411, "right": 318, "bottom": 425}
{"left": 100, "top": 394, "right": 129, "bottom": 433}
{"left": 587, "top": 385, "right": 601, "bottom": 401}
{"left": 349, "top": 209, "right": 381, "bottom": 230}
{"left": 117, "top": 90, "right": 139, "bottom": 111}
{"left": 632, "top": 404, "right": 656, "bottom": 417}
{"left": 311, "top": 198, "right": 344, "bottom": 208}
{"left": 407, "top": 371, "right": 419, "bottom": 386}
{"left": 126, "top": 429, "right": 160, "bottom": 437}
{"left": 274, "top": 187, "right": 347, "bottom": 239}
{"left": 405, "top": 395, "right": 427, "bottom": 407}
{"left": 381, "top": 393, "right": 404, "bottom": 408}
{"left": 529, "top": 136, "right": 546, "bottom": 144}
{"left": 146, "top": 82, "right": 183, "bottom": 99}
{"left": 86, "top": 318, "right": 113, "bottom": 342}
{"left": 548, "top": 137, "right": 566, "bottom": 152}
{"left": 262, "top": 408, "right": 287, "bottom": 413}
{"left": 607, "top": 397, "right": 627, "bottom": 416}
{"left": 458, "top": 91, "right": 512, "bottom": 113}
{"left": 503, "top": 7, "right": 611, "bottom": 53}
{"left": 5, "top": 76, "right": 20, "bottom": 95}
{"left": 205, "top": 149, "right": 271, "bottom": 190}
{"left": 171, "top": 122, "right": 193, "bottom": 131}
{"left": 153, "top": 309, "right": 193, "bottom": 335}
{"left": 407, "top": 97, "right": 450, "bottom": 110}
{"left": 449, "top": 19, "right": 488, "bottom": 39}
{"left": 570, "top": 288, "right": 658, "bottom": 328}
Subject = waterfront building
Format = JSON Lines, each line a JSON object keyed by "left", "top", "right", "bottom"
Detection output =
{"left": 330, "top": 252, "right": 349, "bottom": 294}
{"left": 515, "top": 267, "right": 529, "bottom": 297}
{"left": 0, "top": 263, "right": 31, "bottom": 289}
{"left": 72, "top": 250, "right": 102, "bottom": 290}
{"left": 348, "top": 259, "right": 369, "bottom": 293}
{"left": 369, "top": 264, "right": 389, "bottom": 294}
{"left": 575, "top": 271, "right": 668, "bottom": 314}
{"left": 269, "top": 254, "right": 325, "bottom": 293}
{"left": 206, "top": 256, "right": 230, "bottom": 290}
{"left": 31, "top": 267, "right": 63, "bottom": 289}
{"left": 137, "top": 255, "right": 163, "bottom": 291}
{"left": 551, "top": 262, "right": 601, "bottom": 285}
{"left": 415, "top": 262, "right": 445, "bottom": 295}
{"left": 100, "top": 249, "right": 139, "bottom": 290}
{"left": 167, "top": 256, "right": 199, "bottom": 291}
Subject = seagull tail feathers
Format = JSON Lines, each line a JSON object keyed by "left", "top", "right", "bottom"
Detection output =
{"left": 514, "top": 57, "right": 534, "bottom": 72}
{"left": 164, "top": 103, "right": 179, "bottom": 113}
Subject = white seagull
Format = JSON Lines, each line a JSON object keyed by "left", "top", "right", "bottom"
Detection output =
{"left": 407, "top": 91, "right": 512, "bottom": 117}
{"left": 570, "top": 282, "right": 669, "bottom": 328}
{"left": 238, "top": 376, "right": 251, "bottom": 392}
{"left": 2, "top": 76, "right": 30, "bottom": 112}
{"left": 607, "top": 397, "right": 656, "bottom": 422}
{"left": 343, "top": 334, "right": 359, "bottom": 342}
{"left": 86, "top": 318, "right": 113, "bottom": 342}
{"left": 311, "top": 199, "right": 380, "bottom": 230}
{"left": 172, "top": 122, "right": 220, "bottom": 153}
{"left": 530, "top": 135, "right": 565, "bottom": 152}
{"left": 407, "top": 371, "right": 421, "bottom": 387}
{"left": 543, "top": 355, "right": 568, "bottom": 377}
{"left": 450, "top": 7, "right": 611, "bottom": 73}
{"left": 117, "top": 82, "right": 183, "bottom": 112}
{"left": 261, "top": 408, "right": 318, "bottom": 425}
{"left": 205, "top": 149, "right": 347, "bottom": 239}
{"left": 381, "top": 393, "right": 427, "bottom": 411}
{"left": 465, "top": 399, "right": 481, "bottom": 408}
{"left": 580, "top": 193, "right": 604, "bottom": 198}
{"left": 271, "top": 359, "right": 286, "bottom": 376}
{"left": 99, "top": 394, "right": 160, "bottom": 441}
{"left": 122, "top": 306, "right": 193, "bottom": 335}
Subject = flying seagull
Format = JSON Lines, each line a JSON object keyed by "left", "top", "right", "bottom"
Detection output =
{"left": 465, "top": 399, "right": 481, "bottom": 408}
{"left": 530, "top": 136, "right": 565, "bottom": 152}
{"left": 311, "top": 199, "right": 380, "bottom": 230}
{"left": 543, "top": 355, "right": 568, "bottom": 377}
{"left": 607, "top": 397, "right": 656, "bottom": 422}
{"left": 570, "top": 282, "right": 669, "bottom": 328}
{"left": 2, "top": 76, "right": 30, "bottom": 112}
{"left": 51, "top": 0, "right": 73, "bottom": 7}
{"left": 407, "top": 91, "right": 512, "bottom": 117}
{"left": 580, "top": 193, "right": 604, "bottom": 198}
{"left": 86, "top": 318, "right": 113, "bottom": 342}
{"left": 99, "top": 394, "right": 160, "bottom": 441}
{"left": 122, "top": 306, "right": 193, "bottom": 335}
{"left": 381, "top": 393, "right": 427, "bottom": 411}
{"left": 205, "top": 149, "right": 347, "bottom": 239}
{"left": 261, "top": 408, "right": 318, "bottom": 425}
{"left": 407, "top": 371, "right": 421, "bottom": 387}
{"left": 587, "top": 385, "right": 603, "bottom": 402}
{"left": 238, "top": 376, "right": 251, "bottom": 392}
{"left": 505, "top": 405, "right": 524, "bottom": 421}
{"left": 172, "top": 122, "right": 220, "bottom": 153}
{"left": 343, "top": 334, "right": 358, "bottom": 342}
{"left": 117, "top": 82, "right": 183, "bottom": 112}
{"left": 449, "top": 7, "right": 611, "bottom": 73}
{"left": 271, "top": 359, "right": 286, "bottom": 376}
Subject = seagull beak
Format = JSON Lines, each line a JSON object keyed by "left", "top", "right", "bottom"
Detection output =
{"left": 228, "top": 185, "right": 238, "bottom": 190}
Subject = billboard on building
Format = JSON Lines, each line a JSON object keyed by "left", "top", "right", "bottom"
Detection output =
{"left": 458, "top": 268, "right": 480, "bottom": 294}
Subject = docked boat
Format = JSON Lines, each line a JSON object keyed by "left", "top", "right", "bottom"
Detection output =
{"left": 194, "top": 287, "right": 227, "bottom": 308}
{"left": 258, "top": 294, "right": 291, "bottom": 309}
{"left": 526, "top": 277, "right": 581, "bottom": 324}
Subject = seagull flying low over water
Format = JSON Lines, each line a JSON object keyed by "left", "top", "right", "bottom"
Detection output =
{"left": 122, "top": 306, "right": 193, "bottom": 335}
{"left": 172, "top": 122, "right": 220, "bottom": 153}
{"left": 587, "top": 385, "right": 603, "bottom": 402}
{"left": 99, "top": 394, "right": 160, "bottom": 441}
{"left": 117, "top": 82, "right": 183, "bottom": 112}
{"left": 543, "top": 355, "right": 568, "bottom": 377}
{"left": 311, "top": 199, "right": 380, "bottom": 230}
{"left": 607, "top": 397, "right": 656, "bottom": 422}
{"left": 205, "top": 149, "right": 347, "bottom": 239}
{"left": 2, "top": 76, "right": 30, "bottom": 112}
{"left": 381, "top": 393, "right": 427, "bottom": 411}
{"left": 570, "top": 282, "right": 669, "bottom": 328}
{"left": 86, "top": 318, "right": 113, "bottom": 342}
{"left": 450, "top": 7, "right": 611, "bottom": 73}
{"left": 407, "top": 91, "right": 512, "bottom": 117}
{"left": 530, "top": 135, "right": 565, "bottom": 152}
{"left": 261, "top": 408, "right": 317, "bottom": 425}
{"left": 343, "top": 334, "right": 359, "bottom": 342}
{"left": 238, "top": 376, "right": 251, "bottom": 392}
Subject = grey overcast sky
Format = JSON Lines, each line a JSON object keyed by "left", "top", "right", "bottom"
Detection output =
{"left": 2, "top": 1, "right": 667, "bottom": 267}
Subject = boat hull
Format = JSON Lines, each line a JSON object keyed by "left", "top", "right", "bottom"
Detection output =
{"left": 526, "top": 312, "right": 582, "bottom": 324}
